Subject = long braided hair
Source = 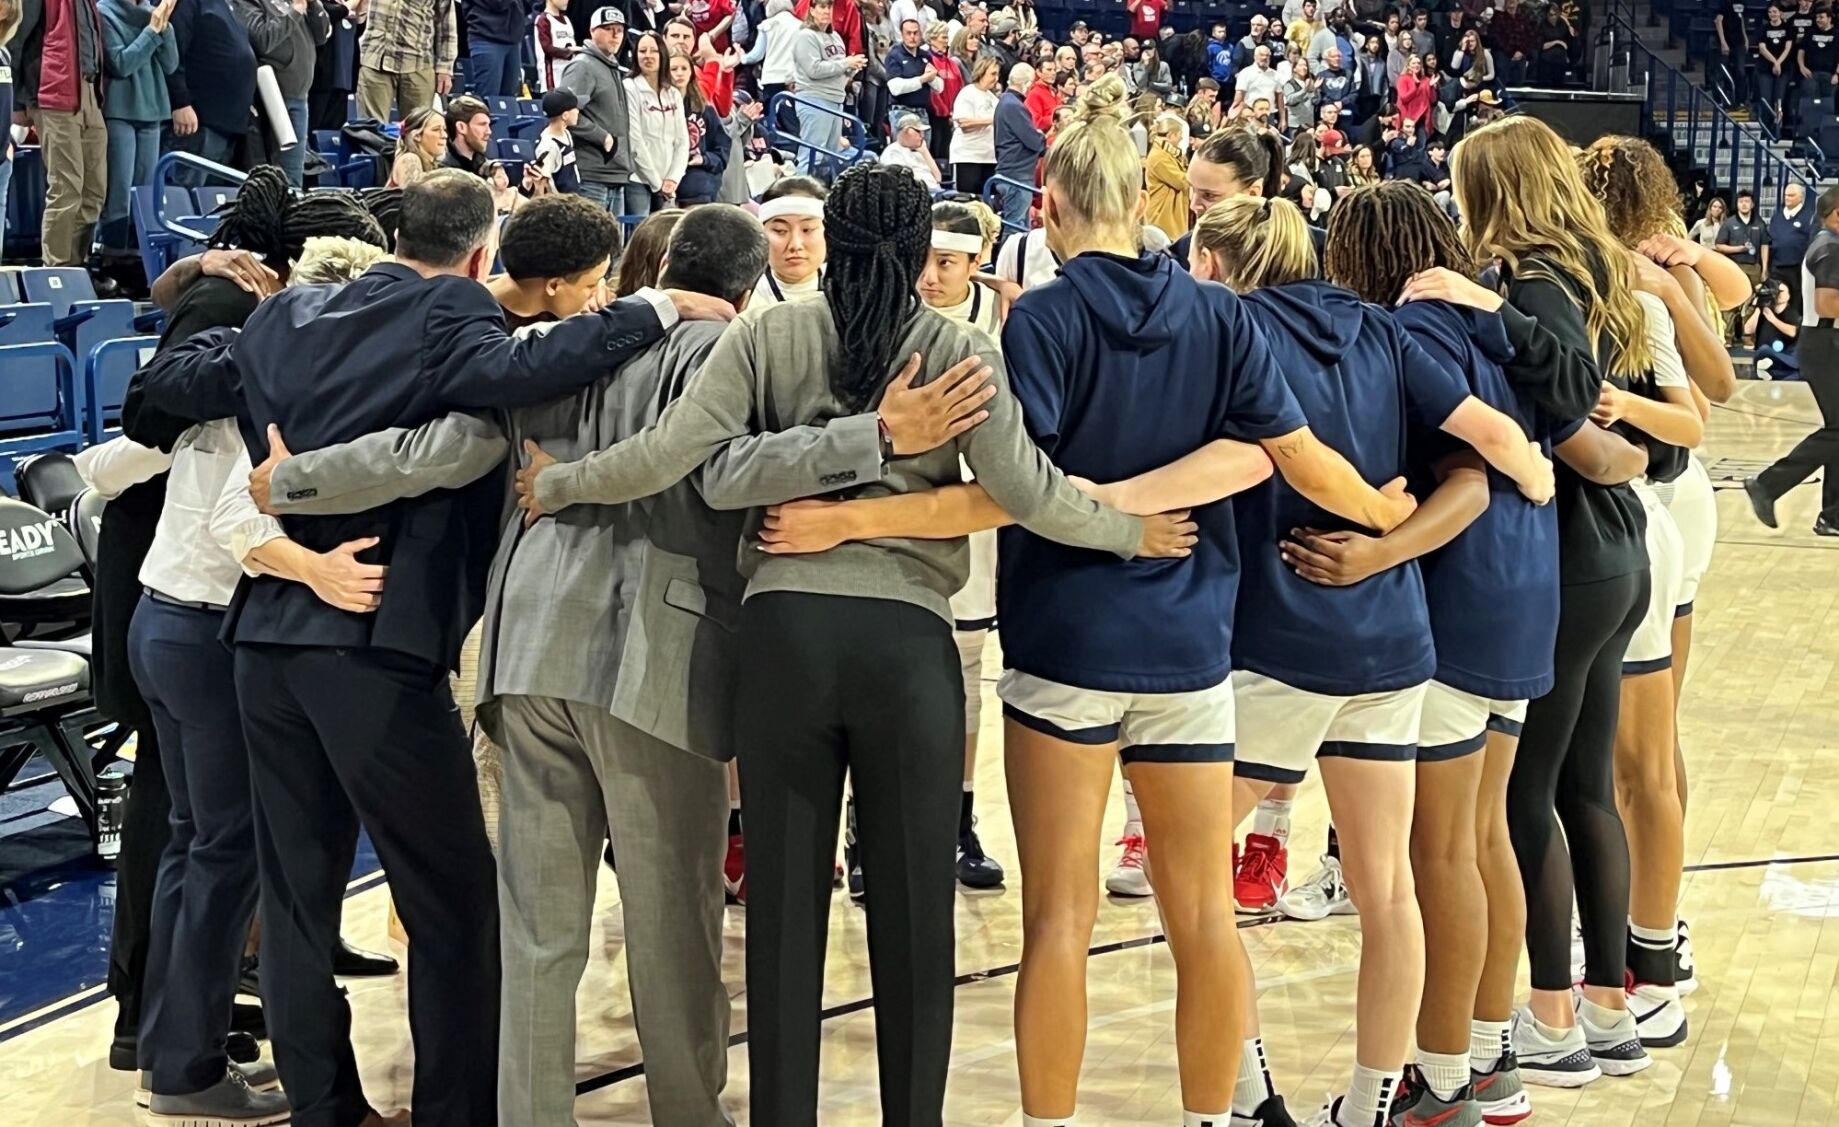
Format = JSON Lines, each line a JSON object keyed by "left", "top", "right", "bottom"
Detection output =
{"left": 820, "top": 163, "right": 932, "bottom": 412}
{"left": 1324, "top": 181, "right": 1474, "bottom": 305}
{"left": 208, "top": 166, "right": 389, "bottom": 274}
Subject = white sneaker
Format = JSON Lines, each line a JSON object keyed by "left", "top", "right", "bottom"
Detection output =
{"left": 1106, "top": 831, "right": 1152, "bottom": 897}
{"left": 1510, "top": 1008, "right": 1601, "bottom": 1088}
{"left": 1577, "top": 1002, "right": 1652, "bottom": 1076}
{"left": 1675, "top": 918, "right": 1698, "bottom": 996}
{"left": 1276, "top": 855, "right": 1356, "bottom": 921}
{"left": 1301, "top": 1096, "right": 1348, "bottom": 1127}
{"left": 1628, "top": 982, "right": 1687, "bottom": 1047}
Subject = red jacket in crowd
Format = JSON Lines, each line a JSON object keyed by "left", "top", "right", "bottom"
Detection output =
{"left": 26, "top": 0, "right": 106, "bottom": 113}
{"left": 698, "top": 59, "right": 735, "bottom": 117}
{"left": 1023, "top": 78, "right": 1058, "bottom": 132}
{"left": 793, "top": 0, "right": 862, "bottom": 57}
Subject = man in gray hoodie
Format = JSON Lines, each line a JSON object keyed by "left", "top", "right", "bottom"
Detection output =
{"left": 233, "top": 0, "right": 329, "bottom": 186}
{"left": 563, "top": 5, "right": 644, "bottom": 215}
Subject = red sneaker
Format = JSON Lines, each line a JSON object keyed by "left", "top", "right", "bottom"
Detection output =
{"left": 723, "top": 832, "right": 746, "bottom": 905}
{"left": 1234, "top": 832, "right": 1288, "bottom": 914}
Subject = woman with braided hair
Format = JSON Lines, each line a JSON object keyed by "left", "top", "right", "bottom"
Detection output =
{"left": 511, "top": 163, "right": 1188, "bottom": 1124}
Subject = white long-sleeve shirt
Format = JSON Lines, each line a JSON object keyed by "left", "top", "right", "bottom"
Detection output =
{"left": 74, "top": 422, "right": 285, "bottom": 607}
{"left": 624, "top": 75, "right": 690, "bottom": 192}
{"left": 759, "top": 10, "right": 805, "bottom": 85}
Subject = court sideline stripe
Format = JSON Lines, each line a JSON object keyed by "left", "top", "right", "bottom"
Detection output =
{"left": 4, "top": 850, "right": 1834, "bottom": 1049}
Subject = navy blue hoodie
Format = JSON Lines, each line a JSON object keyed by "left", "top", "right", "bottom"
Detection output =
{"left": 1233, "top": 280, "right": 1470, "bottom": 696}
{"left": 998, "top": 252, "right": 1307, "bottom": 694}
{"left": 1397, "top": 300, "right": 1559, "bottom": 702}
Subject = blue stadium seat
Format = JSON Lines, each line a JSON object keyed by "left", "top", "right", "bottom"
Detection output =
{"left": 347, "top": 93, "right": 360, "bottom": 121}
{"left": 495, "top": 137, "right": 536, "bottom": 163}
{"left": 0, "top": 303, "right": 57, "bottom": 419}
{"left": 84, "top": 336, "right": 161, "bottom": 442}
{"left": 485, "top": 95, "right": 519, "bottom": 120}
{"left": 194, "top": 185, "right": 240, "bottom": 215}
{"left": 517, "top": 98, "right": 541, "bottom": 117}
{"left": 0, "top": 333, "right": 83, "bottom": 450}
{"left": 0, "top": 274, "right": 19, "bottom": 305}
{"left": 19, "top": 270, "right": 140, "bottom": 438}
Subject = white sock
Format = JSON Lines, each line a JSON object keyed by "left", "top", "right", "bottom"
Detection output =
{"left": 1122, "top": 778, "right": 1142, "bottom": 829}
{"left": 1578, "top": 997, "right": 1624, "bottom": 1030}
{"left": 1183, "top": 1112, "right": 1230, "bottom": 1127}
{"left": 1470, "top": 1018, "right": 1509, "bottom": 1067}
{"left": 1251, "top": 797, "right": 1293, "bottom": 843}
{"left": 1232, "top": 1037, "right": 1274, "bottom": 1116}
{"left": 1021, "top": 1116, "right": 1073, "bottom": 1127}
{"left": 1345, "top": 1064, "right": 1398, "bottom": 1127}
{"left": 1629, "top": 920, "right": 1674, "bottom": 949}
{"left": 1416, "top": 1050, "right": 1468, "bottom": 1103}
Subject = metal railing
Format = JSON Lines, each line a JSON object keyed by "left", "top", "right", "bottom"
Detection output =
{"left": 764, "top": 92, "right": 872, "bottom": 181}
{"left": 1598, "top": 0, "right": 1815, "bottom": 209}
{"left": 151, "top": 150, "right": 249, "bottom": 243}
{"left": 0, "top": 341, "right": 87, "bottom": 457}
{"left": 982, "top": 174, "right": 1038, "bottom": 235}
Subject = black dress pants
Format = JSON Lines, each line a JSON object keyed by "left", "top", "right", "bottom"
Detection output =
{"left": 734, "top": 592, "right": 963, "bottom": 1127}
{"left": 233, "top": 643, "right": 499, "bottom": 1127}
{"left": 108, "top": 723, "right": 166, "bottom": 1049}
{"left": 1758, "top": 327, "right": 1839, "bottom": 524}
{"left": 130, "top": 596, "right": 261, "bottom": 1094}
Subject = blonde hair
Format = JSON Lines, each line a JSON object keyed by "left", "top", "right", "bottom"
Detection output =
{"left": 1191, "top": 196, "right": 1317, "bottom": 292}
{"left": 289, "top": 237, "right": 391, "bottom": 286}
{"left": 0, "top": 0, "right": 21, "bottom": 46}
{"left": 1451, "top": 115, "right": 1652, "bottom": 378}
{"left": 1040, "top": 73, "right": 1142, "bottom": 237}
{"left": 1150, "top": 113, "right": 1187, "bottom": 150}
{"left": 968, "top": 57, "right": 999, "bottom": 85}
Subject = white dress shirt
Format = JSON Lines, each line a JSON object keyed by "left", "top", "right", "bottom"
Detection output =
{"left": 75, "top": 421, "right": 285, "bottom": 608}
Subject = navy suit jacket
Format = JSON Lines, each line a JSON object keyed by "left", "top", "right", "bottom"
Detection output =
{"left": 131, "top": 263, "right": 669, "bottom": 671}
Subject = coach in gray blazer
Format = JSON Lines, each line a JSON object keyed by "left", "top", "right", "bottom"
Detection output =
{"left": 258, "top": 204, "right": 991, "bottom": 1126}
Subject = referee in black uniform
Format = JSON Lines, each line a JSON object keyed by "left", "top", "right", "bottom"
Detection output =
{"left": 1749, "top": 184, "right": 1839, "bottom": 536}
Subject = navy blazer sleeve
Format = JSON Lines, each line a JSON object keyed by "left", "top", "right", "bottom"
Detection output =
{"left": 122, "top": 329, "right": 245, "bottom": 451}
{"left": 418, "top": 280, "right": 672, "bottom": 412}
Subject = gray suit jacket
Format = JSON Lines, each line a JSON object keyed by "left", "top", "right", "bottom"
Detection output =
{"left": 267, "top": 319, "right": 885, "bottom": 761}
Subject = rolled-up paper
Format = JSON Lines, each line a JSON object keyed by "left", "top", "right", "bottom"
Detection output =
{"left": 255, "top": 64, "right": 298, "bottom": 152}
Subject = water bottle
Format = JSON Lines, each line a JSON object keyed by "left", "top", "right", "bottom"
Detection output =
{"left": 96, "top": 768, "right": 130, "bottom": 862}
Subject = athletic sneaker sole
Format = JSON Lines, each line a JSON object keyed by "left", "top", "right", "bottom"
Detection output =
{"left": 1519, "top": 1061, "right": 1602, "bottom": 1089}
{"left": 1592, "top": 1049, "right": 1654, "bottom": 1077}
{"left": 1477, "top": 1091, "right": 1532, "bottom": 1125}
{"left": 145, "top": 1112, "right": 291, "bottom": 1127}
{"left": 1677, "top": 972, "right": 1699, "bottom": 996}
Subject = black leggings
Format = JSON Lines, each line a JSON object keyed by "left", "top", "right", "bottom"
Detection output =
{"left": 734, "top": 591, "right": 963, "bottom": 1126}
{"left": 1507, "top": 569, "right": 1650, "bottom": 991}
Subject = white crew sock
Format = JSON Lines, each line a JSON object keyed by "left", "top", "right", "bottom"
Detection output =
{"left": 1345, "top": 1064, "right": 1399, "bottom": 1127}
{"left": 1578, "top": 997, "right": 1624, "bottom": 1030}
{"left": 1251, "top": 797, "right": 1294, "bottom": 843}
{"left": 1629, "top": 919, "right": 1674, "bottom": 948}
{"left": 1470, "top": 1018, "right": 1510, "bottom": 1067}
{"left": 1416, "top": 1049, "right": 1469, "bottom": 1103}
{"left": 1184, "top": 1112, "right": 1231, "bottom": 1127}
{"left": 1122, "top": 778, "right": 1142, "bottom": 830}
{"left": 1021, "top": 1115, "right": 1073, "bottom": 1127}
{"left": 1232, "top": 1037, "right": 1274, "bottom": 1116}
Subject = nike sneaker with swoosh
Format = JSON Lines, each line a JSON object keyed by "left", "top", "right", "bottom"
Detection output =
{"left": 1468, "top": 1052, "right": 1531, "bottom": 1125}
{"left": 1675, "top": 918, "right": 1698, "bottom": 996}
{"left": 1627, "top": 980, "right": 1688, "bottom": 1047}
{"left": 1510, "top": 1008, "right": 1601, "bottom": 1088}
{"left": 1232, "top": 1094, "right": 1301, "bottom": 1127}
{"left": 1577, "top": 1002, "right": 1652, "bottom": 1076}
{"left": 1388, "top": 1065, "right": 1481, "bottom": 1127}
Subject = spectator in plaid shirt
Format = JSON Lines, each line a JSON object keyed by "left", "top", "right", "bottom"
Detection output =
{"left": 1486, "top": 0, "right": 1538, "bottom": 85}
{"left": 356, "top": 0, "right": 456, "bottom": 122}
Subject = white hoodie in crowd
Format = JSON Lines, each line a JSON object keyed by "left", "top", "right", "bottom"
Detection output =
{"left": 624, "top": 75, "right": 689, "bottom": 193}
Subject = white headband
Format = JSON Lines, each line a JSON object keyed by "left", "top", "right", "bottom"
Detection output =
{"left": 931, "top": 229, "right": 985, "bottom": 254}
{"left": 758, "top": 196, "right": 826, "bottom": 223}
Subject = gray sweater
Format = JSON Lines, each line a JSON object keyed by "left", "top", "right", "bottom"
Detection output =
{"left": 534, "top": 298, "right": 1145, "bottom": 624}
{"left": 790, "top": 26, "right": 850, "bottom": 103}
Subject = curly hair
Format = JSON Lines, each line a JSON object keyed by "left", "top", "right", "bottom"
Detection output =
{"left": 822, "top": 163, "right": 931, "bottom": 411}
{"left": 1324, "top": 181, "right": 1474, "bottom": 305}
{"left": 1577, "top": 134, "right": 1683, "bottom": 246}
{"left": 501, "top": 194, "right": 624, "bottom": 283}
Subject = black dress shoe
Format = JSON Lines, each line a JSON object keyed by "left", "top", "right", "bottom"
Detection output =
{"left": 230, "top": 1001, "right": 267, "bottom": 1039}
{"left": 226, "top": 1030, "right": 260, "bottom": 1064}
{"left": 332, "top": 938, "right": 400, "bottom": 977}
{"left": 1815, "top": 516, "right": 1839, "bottom": 536}
{"left": 109, "top": 1033, "right": 138, "bottom": 1072}
{"left": 1745, "top": 477, "right": 1780, "bottom": 529}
